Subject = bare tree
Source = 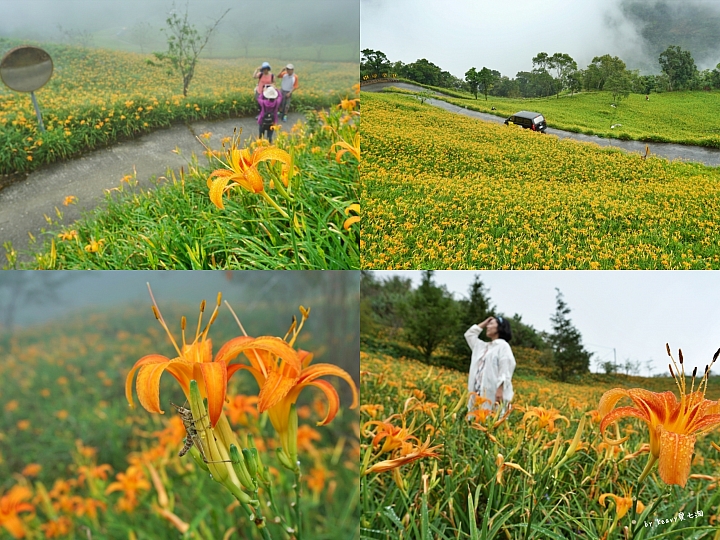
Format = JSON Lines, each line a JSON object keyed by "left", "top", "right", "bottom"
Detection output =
{"left": 150, "top": 4, "right": 230, "bottom": 96}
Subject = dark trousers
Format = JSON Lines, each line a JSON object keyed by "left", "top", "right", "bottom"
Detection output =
{"left": 259, "top": 125, "right": 274, "bottom": 143}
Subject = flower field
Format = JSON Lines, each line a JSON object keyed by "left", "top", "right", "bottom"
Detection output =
{"left": 6, "top": 96, "right": 359, "bottom": 270}
{"left": 0, "top": 40, "right": 357, "bottom": 175}
{"left": 360, "top": 345, "right": 720, "bottom": 539}
{"left": 382, "top": 83, "right": 720, "bottom": 148}
{"left": 0, "top": 293, "right": 359, "bottom": 539}
{"left": 361, "top": 92, "right": 720, "bottom": 269}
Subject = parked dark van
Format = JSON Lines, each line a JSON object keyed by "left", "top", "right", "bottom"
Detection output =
{"left": 504, "top": 111, "right": 547, "bottom": 132}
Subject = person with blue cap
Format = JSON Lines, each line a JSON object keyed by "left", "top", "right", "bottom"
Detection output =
{"left": 253, "top": 62, "right": 275, "bottom": 98}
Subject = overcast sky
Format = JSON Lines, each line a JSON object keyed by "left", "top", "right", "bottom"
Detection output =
{"left": 369, "top": 271, "right": 720, "bottom": 377}
{"left": 361, "top": 0, "right": 720, "bottom": 78}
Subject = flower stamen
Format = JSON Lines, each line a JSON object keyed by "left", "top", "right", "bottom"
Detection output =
{"left": 147, "top": 283, "right": 183, "bottom": 358}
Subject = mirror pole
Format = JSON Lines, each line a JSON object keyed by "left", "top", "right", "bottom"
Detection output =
{"left": 29, "top": 90, "right": 45, "bottom": 132}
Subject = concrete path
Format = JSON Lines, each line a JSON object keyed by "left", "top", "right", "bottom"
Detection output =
{"left": 0, "top": 112, "right": 304, "bottom": 260}
{"left": 363, "top": 82, "right": 720, "bottom": 167}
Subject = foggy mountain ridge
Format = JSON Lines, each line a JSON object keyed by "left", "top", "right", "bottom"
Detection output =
{"left": 613, "top": 0, "right": 720, "bottom": 72}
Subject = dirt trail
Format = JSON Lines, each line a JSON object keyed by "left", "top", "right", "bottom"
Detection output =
{"left": 0, "top": 113, "right": 303, "bottom": 261}
{"left": 363, "top": 82, "right": 720, "bottom": 167}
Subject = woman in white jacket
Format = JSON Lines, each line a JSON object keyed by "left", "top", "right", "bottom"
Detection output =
{"left": 465, "top": 316, "right": 516, "bottom": 412}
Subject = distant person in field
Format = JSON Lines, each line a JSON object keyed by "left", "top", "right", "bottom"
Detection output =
{"left": 278, "top": 63, "right": 299, "bottom": 122}
{"left": 253, "top": 62, "right": 275, "bottom": 98}
{"left": 465, "top": 316, "right": 516, "bottom": 414}
{"left": 257, "top": 85, "right": 282, "bottom": 143}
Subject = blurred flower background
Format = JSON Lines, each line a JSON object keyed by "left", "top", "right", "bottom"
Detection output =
{"left": 0, "top": 271, "right": 359, "bottom": 539}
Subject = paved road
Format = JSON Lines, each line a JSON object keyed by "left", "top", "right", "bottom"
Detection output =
{"left": 363, "top": 82, "right": 720, "bottom": 167}
{"left": 0, "top": 113, "right": 304, "bottom": 261}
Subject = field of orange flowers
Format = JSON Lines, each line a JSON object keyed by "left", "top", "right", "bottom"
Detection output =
{"left": 361, "top": 92, "right": 720, "bottom": 269}
{"left": 0, "top": 293, "right": 359, "bottom": 539}
{"left": 360, "top": 344, "right": 720, "bottom": 539}
{"left": 0, "top": 40, "right": 357, "bottom": 175}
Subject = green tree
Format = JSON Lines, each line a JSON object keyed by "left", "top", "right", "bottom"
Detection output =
{"left": 508, "top": 314, "right": 547, "bottom": 350}
{"left": 450, "top": 276, "right": 495, "bottom": 359}
{"left": 549, "top": 289, "right": 592, "bottom": 381}
{"left": 605, "top": 71, "right": 632, "bottom": 104}
{"left": 361, "top": 272, "right": 412, "bottom": 338}
{"left": 465, "top": 67, "right": 481, "bottom": 99}
{"left": 659, "top": 45, "right": 698, "bottom": 91}
{"left": 477, "top": 67, "right": 500, "bottom": 101}
{"left": 151, "top": 5, "right": 229, "bottom": 97}
{"left": 583, "top": 54, "right": 627, "bottom": 91}
{"left": 548, "top": 53, "right": 578, "bottom": 98}
{"left": 361, "top": 49, "right": 390, "bottom": 78}
{"left": 404, "top": 271, "right": 457, "bottom": 362}
{"left": 403, "top": 58, "right": 444, "bottom": 86}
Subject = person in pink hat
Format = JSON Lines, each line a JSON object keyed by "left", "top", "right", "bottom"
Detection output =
{"left": 257, "top": 85, "right": 283, "bottom": 143}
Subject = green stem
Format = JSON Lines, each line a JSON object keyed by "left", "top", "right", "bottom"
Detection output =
{"left": 293, "top": 467, "right": 303, "bottom": 540}
{"left": 260, "top": 190, "right": 289, "bottom": 218}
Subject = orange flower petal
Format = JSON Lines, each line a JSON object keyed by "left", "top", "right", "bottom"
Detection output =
{"left": 216, "top": 336, "right": 302, "bottom": 377}
{"left": 198, "top": 361, "right": 227, "bottom": 427}
{"left": 125, "top": 354, "right": 170, "bottom": 408}
{"left": 298, "top": 363, "right": 359, "bottom": 409}
{"left": 258, "top": 370, "right": 299, "bottom": 412}
{"left": 209, "top": 173, "right": 234, "bottom": 209}
{"left": 304, "top": 379, "right": 340, "bottom": 425}
{"left": 600, "top": 406, "right": 650, "bottom": 443}
{"left": 228, "top": 363, "right": 264, "bottom": 386}
{"left": 657, "top": 425, "right": 696, "bottom": 487}
{"left": 136, "top": 362, "right": 176, "bottom": 415}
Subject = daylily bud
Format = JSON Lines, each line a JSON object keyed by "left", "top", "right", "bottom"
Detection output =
{"left": 277, "top": 448, "right": 295, "bottom": 470}
{"left": 188, "top": 443, "right": 210, "bottom": 472}
{"left": 229, "top": 444, "right": 255, "bottom": 491}
{"left": 243, "top": 448, "right": 259, "bottom": 478}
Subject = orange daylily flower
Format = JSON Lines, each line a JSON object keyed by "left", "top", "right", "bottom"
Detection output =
{"left": 0, "top": 485, "right": 35, "bottom": 538}
{"left": 599, "top": 489, "right": 645, "bottom": 520}
{"left": 364, "top": 436, "right": 441, "bottom": 474}
{"left": 365, "top": 419, "right": 419, "bottom": 454}
{"left": 331, "top": 132, "right": 360, "bottom": 163}
{"left": 599, "top": 345, "right": 720, "bottom": 487}
{"left": 0, "top": 485, "right": 34, "bottom": 539}
{"left": 126, "top": 288, "right": 304, "bottom": 428}
{"left": 495, "top": 453, "right": 532, "bottom": 486}
{"left": 205, "top": 129, "right": 291, "bottom": 209}
{"left": 522, "top": 406, "right": 570, "bottom": 433}
{"left": 221, "top": 307, "right": 358, "bottom": 459}
{"left": 105, "top": 465, "right": 151, "bottom": 513}
{"left": 343, "top": 203, "right": 360, "bottom": 230}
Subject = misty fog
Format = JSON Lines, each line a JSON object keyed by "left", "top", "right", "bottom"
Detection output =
{"left": 361, "top": 0, "right": 720, "bottom": 77}
{"left": 0, "top": 0, "right": 359, "bottom": 61}
{"left": 0, "top": 271, "right": 360, "bottom": 385}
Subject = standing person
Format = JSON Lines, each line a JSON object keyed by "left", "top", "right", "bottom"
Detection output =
{"left": 257, "top": 86, "right": 283, "bottom": 143}
{"left": 278, "top": 63, "right": 299, "bottom": 122}
{"left": 465, "top": 316, "right": 516, "bottom": 413}
{"left": 253, "top": 62, "right": 274, "bottom": 98}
